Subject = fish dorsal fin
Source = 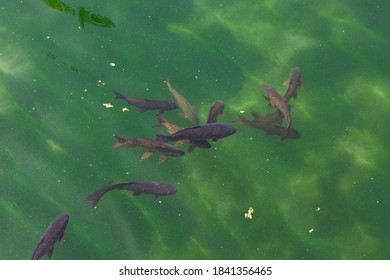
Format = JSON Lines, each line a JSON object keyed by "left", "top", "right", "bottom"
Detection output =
{"left": 141, "top": 151, "right": 154, "bottom": 160}
{"left": 159, "top": 154, "right": 168, "bottom": 164}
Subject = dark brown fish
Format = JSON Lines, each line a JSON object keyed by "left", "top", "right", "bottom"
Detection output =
{"left": 234, "top": 115, "right": 300, "bottom": 140}
{"left": 32, "top": 213, "right": 69, "bottom": 260}
{"left": 113, "top": 135, "right": 184, "bottom": 163}
{"left": 283, "top": 67, "right": 302, "bottom": 101}
{"left": 85, "top": 181, "right": 177, "bottom": 207}
{"left": 263, "top": 84, "right": 291, "bottom": 133}
{"left": 156, "top": 123, "right": 237, "bottom": 142}
{"left": 206, "top": 100, "right": 224, "bottom": 123}
{"left": 152, "top": 113, "right": 211, "bottom": 152}
{"left": 113, "top": 91, "right": 178, "bottom": 112}
{"left": 163, "top": 76, "right": 200, "bottom": 125}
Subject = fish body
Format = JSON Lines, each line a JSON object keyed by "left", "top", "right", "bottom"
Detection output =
{"left": 113, "top": 136, "right": 184, "bottom": 163}
{"left": 152, "top": 113, "right": 211, "bottom": 151}
{"left": 85, "top": 181, "right": 177, "bottom": 207}
{"left": 32, "top": 213, "right": 69, "bottom": 260}
{"left": 263, "top": 84, "right": 291, "bottom": 131}
{"left": 283, "top": 67, "right": 302, "bottom": 101}
{"left": 113, "top": 91, "right": 178, "bottom": 112}
{"left": 234, "top": 115, "right": 300, "bottom": 140}
{"left": 206, "top": 100, "right": 225, "bottom": 123}
{"left": 156, "top": 123, "right": 237, "bottom": 142}
{"left": 163, "top": 76, "right": 200, "bottom": 125}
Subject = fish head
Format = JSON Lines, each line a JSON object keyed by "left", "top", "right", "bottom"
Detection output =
{"left": 225, "top": 124, "right": 237, "bottom": 136}
{"left": 289, "top": 128, "right": 301, "bottom": 139}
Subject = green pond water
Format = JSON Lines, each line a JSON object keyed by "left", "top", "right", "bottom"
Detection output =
{"left": 1, "top": 0, "right": 389, "bottom": 260}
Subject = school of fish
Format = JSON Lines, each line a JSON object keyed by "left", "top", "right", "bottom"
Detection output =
{"left": 31, "top": 68, "right": 303, "bottom": 259}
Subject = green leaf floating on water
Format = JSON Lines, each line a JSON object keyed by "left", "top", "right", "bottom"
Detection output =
{"left": 43, "top": 0, "right": 75, "bottom": 15}
{"left": 78, "top": 7, "right": 115, "bottom": 29}
{"left": 42, "top": 0, "right": 115, "bottom": 29}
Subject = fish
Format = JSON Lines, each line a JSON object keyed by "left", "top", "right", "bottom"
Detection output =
{"left": 234, "top": 115, "right": 300, "bottom": 140}
{"left": 85, "top": 181, "right": 177, "bottom": 207}
{"left": 206, "top": 100, "right": 225, "bottom": 123}
{"left": 250, "top": 104, "right": 291, "bottom": 125}
{"left": 113, "top": 91, "right": 178, "bottom": 112}
{"left": 262, "top": 84, "right": 291, "bottom": 134}
{"left": 152, "top": 113, "right": 211, "bottom": 151}
{"left": 31, "top": 213, "right": 69, "bottom": 260}
{"left": 113, "top": 135, "right": 184, "bottom": 163}
{"left": 163, "top": 76, "right": 200, "bottom": 125}
{"left": 156, "top": 123, "right": 237, "bottom": 142}
{"left": 283, "top": 67, "right": 303, "bottom": 101}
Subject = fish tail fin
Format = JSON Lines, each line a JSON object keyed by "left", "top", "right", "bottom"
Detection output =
{"left": 155, "top": 134, "right": 170, "bottom": 142}
{"left": 112, "top": 135, "right": 127, "bottom": 149}
{"left": 152, "top": 113, "right": 165, "bottom": 128}
{"left": 84, "top": 183, "right": 115, "bottom": 208}
{"left": 114, "top": 135, "right": 127, "bottom": 143}
{"left": 84, "top": 191, "right": 102, "bottom": 209}
{"left": 162, "top": 75, "right": 170, "bottom": 85}
{"left": 113, "top": 91, "right": 124, "bottom": 99}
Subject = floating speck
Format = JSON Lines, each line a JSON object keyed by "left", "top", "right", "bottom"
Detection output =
{"left": 97, "top": 80, "right": 105, "bottom": 86}
{"left": 244, "top": 207, "right": 254, "bottom": 219}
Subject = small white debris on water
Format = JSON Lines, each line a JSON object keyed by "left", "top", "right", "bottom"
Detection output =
{"left": 122, "top": 107, "right": 129, "bottom": 112}
{"left": 97, "top": 80, "right": 105, "bottom": 86}
{"left": 109, "top": 62, "right": 116, "bottom": 67}
{"left": 244, "top": 207, "right": 254, "bottom": 219}
{"left": 309, "top": 228, "right": 314, "bottom": 233}
{"left": 239, "top": 110, "right": 245, "bottom": 113}
{"left": 316, "top": 207, "right": 321, "bottom": 211}
{"left": 103, "top": 103, "right": 113, "bottom": 108}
